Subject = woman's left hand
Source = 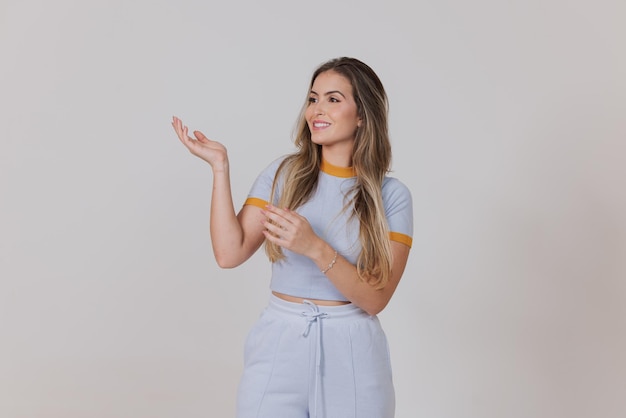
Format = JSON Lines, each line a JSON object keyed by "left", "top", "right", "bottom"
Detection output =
{"left": 261, "top": 205, "right": 322, "bottom": 257}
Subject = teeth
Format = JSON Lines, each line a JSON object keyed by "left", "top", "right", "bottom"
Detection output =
{"left": 314, "top": 122, "right": 330, "bottom": 128}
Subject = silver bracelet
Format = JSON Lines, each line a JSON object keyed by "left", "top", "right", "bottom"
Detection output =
{"left": 321, "top": 250, "right": 338, "bottom": 274}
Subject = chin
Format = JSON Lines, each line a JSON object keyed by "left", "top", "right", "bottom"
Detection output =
{"left": 310, "top": 135, "right": 326, "bottom": 145}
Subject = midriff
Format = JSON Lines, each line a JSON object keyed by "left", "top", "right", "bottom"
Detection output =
{"left": 272, "top": 291, "right": 350, "bottom": 306}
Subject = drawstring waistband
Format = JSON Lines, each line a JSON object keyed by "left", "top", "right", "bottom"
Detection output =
{"left": 301, "top": 300, "right": 328, "bottom": 418}
{"left": 267, "top": 294, "right": 368, "bottom": 418}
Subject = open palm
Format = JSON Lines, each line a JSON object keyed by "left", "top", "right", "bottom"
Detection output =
{"left": 171, "top": 116, "right": 228, "bottom": 170}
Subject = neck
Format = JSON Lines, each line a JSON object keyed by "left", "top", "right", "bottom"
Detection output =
{"left": 321, "top": 145, "right": 352, "bottom": 168}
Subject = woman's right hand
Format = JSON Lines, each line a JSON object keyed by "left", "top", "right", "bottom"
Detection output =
{"left": 171, "top": 116, "right": 228, "bottom": 172}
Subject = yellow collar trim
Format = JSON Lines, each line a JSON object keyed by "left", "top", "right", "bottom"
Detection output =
{"left": 320, "top": 160, "right": 356, "bottom": 178}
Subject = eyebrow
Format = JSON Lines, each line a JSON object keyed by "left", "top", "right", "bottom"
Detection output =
{"left": 310, "top": 89, "right": 347, "bottom": 99}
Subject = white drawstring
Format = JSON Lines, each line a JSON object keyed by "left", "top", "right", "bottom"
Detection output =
{"left": 301, "top": 300, "right": 328, "bottom": 418}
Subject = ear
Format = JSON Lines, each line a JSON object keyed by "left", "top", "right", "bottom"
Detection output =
{"left": 357, "top": 118, "right": 362, "bottom": 128}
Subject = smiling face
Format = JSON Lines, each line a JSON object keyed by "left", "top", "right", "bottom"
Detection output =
{"left": 305, "top": 70, "right": 362, "bottom": 158}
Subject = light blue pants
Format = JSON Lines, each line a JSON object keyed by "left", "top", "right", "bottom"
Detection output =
{"left": 236, "top": 294, "right": 395, "bottom": 418}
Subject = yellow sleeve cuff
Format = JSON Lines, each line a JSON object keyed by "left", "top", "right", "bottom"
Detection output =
{"left": 389, "top": 231, "right": 412, "bottom": 248}
{"left": 244, "top": 197, "right": 268, "bottom": 209}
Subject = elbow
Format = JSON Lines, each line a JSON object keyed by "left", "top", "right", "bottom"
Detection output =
{"left": 216, "top": 259, "right": 238, "bottom": 269}
{"left": 359, "top": 287, "right": 395, "bottom": 315}
{"left": 214, "top": 252, "right": 242, "bottom": 269}
{"left": 361, "top": 299, "right": 389, "bottom": 316}
{"left": 364, "top": 307, "right": 382, "bottom": 316}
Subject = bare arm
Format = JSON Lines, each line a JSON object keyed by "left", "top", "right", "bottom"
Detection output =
{"left": 172, "top": 116, "right": 266, "bottom": 267}
{"left": 261, "top": 205, "right": 410, "bottom": 315}
{"left": 317, "top": 240, "right": 410, "bottom": 315}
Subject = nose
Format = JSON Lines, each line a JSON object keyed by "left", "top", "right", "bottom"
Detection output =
{"left": 313, "top": 101, "right": 325, "bottom": 116}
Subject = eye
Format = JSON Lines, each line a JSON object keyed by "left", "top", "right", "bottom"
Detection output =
{"left": 329, "top": 97, "right": 340, "bottom": 103}
{"left": 308, "top": 97, "right": 318, "bottom": 104}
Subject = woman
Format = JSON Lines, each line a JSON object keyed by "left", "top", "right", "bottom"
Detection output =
{"left": 172, "top": 57, "right": 413, "bottom": 418}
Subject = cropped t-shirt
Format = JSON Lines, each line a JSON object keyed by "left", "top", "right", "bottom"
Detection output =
{"left": 244, "top": 156, "right": 413, "bottom": 301}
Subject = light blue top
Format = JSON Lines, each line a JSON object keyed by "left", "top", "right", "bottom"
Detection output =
{"left": 245, "top": 156, "right": 413, "bottom": 301}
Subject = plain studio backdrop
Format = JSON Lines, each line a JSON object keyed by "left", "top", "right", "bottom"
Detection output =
{"left": 1, "top": 1, "right": 624, "bottom": 417}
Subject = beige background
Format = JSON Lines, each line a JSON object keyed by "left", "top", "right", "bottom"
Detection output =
{"left": 1, "top": 0, "right": 625, "bottom": 417}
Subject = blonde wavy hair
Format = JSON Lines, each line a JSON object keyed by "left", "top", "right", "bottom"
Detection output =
{"left": 265, "top": 57, "right": 393, "bottom": 289}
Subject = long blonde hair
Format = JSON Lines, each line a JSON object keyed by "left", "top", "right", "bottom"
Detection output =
{"left": 265, "top": 57, "right": 393, "bottom": 289}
